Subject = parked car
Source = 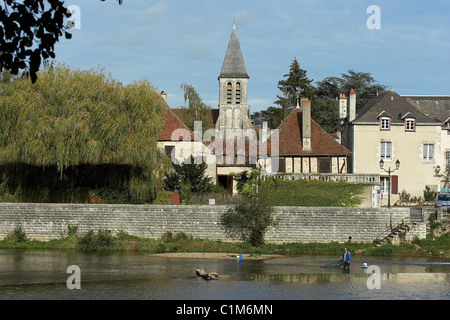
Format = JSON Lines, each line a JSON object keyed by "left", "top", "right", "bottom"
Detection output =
{"left": 435, "top": 193, "right": 450, "bottom": 209}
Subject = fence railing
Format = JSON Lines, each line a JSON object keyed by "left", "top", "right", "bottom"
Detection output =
{"left": 259, "top": 173, "right": 381, "bottom": 184}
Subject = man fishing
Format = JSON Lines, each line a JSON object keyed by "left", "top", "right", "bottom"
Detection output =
{"left": 341, "top": 248, "right": 351, "bottom": 269}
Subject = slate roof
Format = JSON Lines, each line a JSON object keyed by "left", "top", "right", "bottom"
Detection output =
{"left": 403, "top": 96, "right": 450, "bottom": 123}
{"left": 269, "top": 108, "right": 351, "bottom": 156}
{"left": 218, "top": 26, "right": 249, "bottom": 79}
{"left": 353, "top": 90, "right": 440, "bottom": 125}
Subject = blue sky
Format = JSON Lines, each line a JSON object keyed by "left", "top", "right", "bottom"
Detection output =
{"left": 55, "top": 0, "right": 450, "bottom": 112}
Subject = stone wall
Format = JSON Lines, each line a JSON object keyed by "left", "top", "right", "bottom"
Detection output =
{"left": 0, "top": 203, "right": 416, "bottom": 243}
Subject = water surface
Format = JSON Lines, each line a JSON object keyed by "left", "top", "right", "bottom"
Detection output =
{"left": 0, "top": 250, "right": 448, "bottom": 300}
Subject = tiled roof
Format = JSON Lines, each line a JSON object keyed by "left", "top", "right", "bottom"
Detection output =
{"left": 157, "top": 103, "right": 197, "bottom": 142}
{"left": 171, "top": 108, "right": 219, "bottom": 128}
{"left": 158, "top": 97, "right": 349, "bottom": 157}
{"left": 269, "top": 108, "right": 351, "bottom": 156}
{"left": 353, "top": 90, "right": 440, "bottom": 124}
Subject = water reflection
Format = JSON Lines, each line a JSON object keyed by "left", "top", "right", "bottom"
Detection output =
{"left": 0, "top": 250, "right": 449, "bottom": 300}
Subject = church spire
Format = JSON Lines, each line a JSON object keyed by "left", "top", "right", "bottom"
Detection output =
{"left": 219, "top": 25, "right": 249, "bottom": 79}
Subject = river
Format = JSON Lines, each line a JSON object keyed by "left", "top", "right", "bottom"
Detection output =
{"left": 0, "top": 249, "right": 448, "bottom": 300}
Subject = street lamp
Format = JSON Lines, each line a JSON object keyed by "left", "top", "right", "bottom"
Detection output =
{"left": 379, "top": 159, "right": 400, "bottom": 209}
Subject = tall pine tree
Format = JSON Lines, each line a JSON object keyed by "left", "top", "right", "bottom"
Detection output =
{"left": 274, "top": 58, "right": 314, "bottom": 121}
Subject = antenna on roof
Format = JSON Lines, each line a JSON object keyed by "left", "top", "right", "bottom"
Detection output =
{"left": 233, "top": 16, "right": 236, "bottom": 29}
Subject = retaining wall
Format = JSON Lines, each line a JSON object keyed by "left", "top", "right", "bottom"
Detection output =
{"left": 0, "top": 203, "right": 420, "bottom": 243}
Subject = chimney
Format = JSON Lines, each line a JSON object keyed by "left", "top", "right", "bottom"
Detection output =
{"left": 301, "top": 99, "right": 311, "bottom": 151}
{"left": 160, "top": 91, "right": 167, "bottom": 103}
{"left": 349, "top": 89, "right": 356, "bottom": 122}
{"left": 338, "top": 93, "right": 347, "bottom": 120}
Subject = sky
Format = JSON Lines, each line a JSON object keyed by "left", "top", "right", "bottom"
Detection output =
{"left": 54, "top": 0, "right": 450, "bottom": 113}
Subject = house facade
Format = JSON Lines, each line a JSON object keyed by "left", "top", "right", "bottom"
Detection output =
{"left": 260, "top": 99, "right": 351, "bottom": 174}
{"left": 403, "top": 95, "right": 450, "bottom": 191}
{"left": 157, "top": 98, "right": 217, "bottom": 182}
{"left": 343, "top": 89, "right": 443, "bottom": 204}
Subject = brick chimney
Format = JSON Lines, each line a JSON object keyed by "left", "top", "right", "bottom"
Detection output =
{"left": 348, "top": 89, "right": 356, "bottom": 122}
{"left": 301, "top": 99, "right": 311, "bottom": 152}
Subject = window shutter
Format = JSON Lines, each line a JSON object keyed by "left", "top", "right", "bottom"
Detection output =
{"left": 318, "top": 157, "right": 332, "bottom": 173}
{"left": 391, "top": 175, "right": 398, "bottom": 194}
{"left": 272, "top": 157, "right": 285, "bottom": 173}
{"left": 278, "top": 158, "right": 285, "bottom": 173}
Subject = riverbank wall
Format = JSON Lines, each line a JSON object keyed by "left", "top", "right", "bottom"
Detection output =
{"left": 0, "top": 203, "right": 426, "bottom": 243}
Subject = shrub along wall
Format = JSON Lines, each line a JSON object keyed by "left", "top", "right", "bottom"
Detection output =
{"left": 0, "top": 203, "right": 420, "bottom": 243}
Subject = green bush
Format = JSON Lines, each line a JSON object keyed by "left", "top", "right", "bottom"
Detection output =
{"left": 153, "top": 190, "right": 175, "bottom": 205}
{"left": 221, "top": 197, "right": 278, "bottom": 247}
{"left": 76, "top": 229, "right": 115, "bottom": 251}
{"left": 423, "top": 186, "right": 437, "bottom": 202}
{"left": 4, "top": 224, "right": 27, "bottom": 242}
{"left": 67, "top": 224, "right": 78, "bottom": 238}
{"left": 161, "top": 231, "right": 174, "bottom": 242}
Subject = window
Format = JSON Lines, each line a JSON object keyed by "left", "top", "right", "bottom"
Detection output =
{"left": 380, "top": 177, "right": 389, "bottom": 193}
{"left": 380, "top": 176, "right": 398, "bottom": 194}
{"left": 380, "top": 141, "right": 392, "bottom": 160}
{"left": 226, "top": 82, "right": 232, "bottom": 104}
{"left": 318, "top": 157, "right": 332, "bottom": 173}
{"left": 423, "top": 144, "right": 434, "bottom": 161}
{"left": 405, "top": 118, "right": 415, "bottom": 131}
{"left": 164, "top": 145, "right": 174, "bottom": 158}
{"left": 380, "top": 117, "right": 390, "bottom": 130}
{"left": 236, "top": 82, "right": 241, "bottom": 104}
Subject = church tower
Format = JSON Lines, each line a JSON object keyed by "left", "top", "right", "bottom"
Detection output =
{"left": 216, "top": 25, "right": 252, "bottom": 135}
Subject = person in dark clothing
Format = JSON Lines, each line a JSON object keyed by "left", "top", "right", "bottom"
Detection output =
{"left": 341, "top": 248, "right": 351, "bottom": 269}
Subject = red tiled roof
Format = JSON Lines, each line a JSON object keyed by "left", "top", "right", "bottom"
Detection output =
{"left": 171, "top": 108, "right": 219, "bottom": 129}
{"left": 157, "top": 103, "right": 197, "bottom": 141}
{"left": 270, "top": 108, "right": 351, "bottom": 156}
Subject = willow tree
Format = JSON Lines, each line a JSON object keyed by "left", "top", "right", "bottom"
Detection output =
{"left": 0, "top": 65, "right": 170, "bottom": 203}
{"left": 180, "top": 83, "right": 213, "bottom": 133}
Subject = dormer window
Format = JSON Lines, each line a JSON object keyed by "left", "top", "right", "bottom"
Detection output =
{"left": 405, "top": 118, "right": 415, "bottom": 131}
{"left": 380, "top": 117, "right": 391, "bottom": 130}
{"left": 378, "top": 111, "right": 392, "bottom": 131}
{"left": 402, "top": 112, "right": 416, "bottom": 132}
{"left": 444, "top": 117, "right": 450, "bottom": 135}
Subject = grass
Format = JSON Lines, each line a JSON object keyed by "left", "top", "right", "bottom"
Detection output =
{"left": 0, "top": 229, "right": 448, "bottom": 257}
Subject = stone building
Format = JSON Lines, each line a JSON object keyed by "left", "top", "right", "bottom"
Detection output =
{"left": 215, "top": 24, "right": 253, "bottom": 136}
{"left": 342, "top": 88, "right": 443, "bottom": 203}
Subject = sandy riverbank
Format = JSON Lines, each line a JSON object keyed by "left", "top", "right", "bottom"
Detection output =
{"left": 149, "top": 252, "right": 285, "bottom": 260}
